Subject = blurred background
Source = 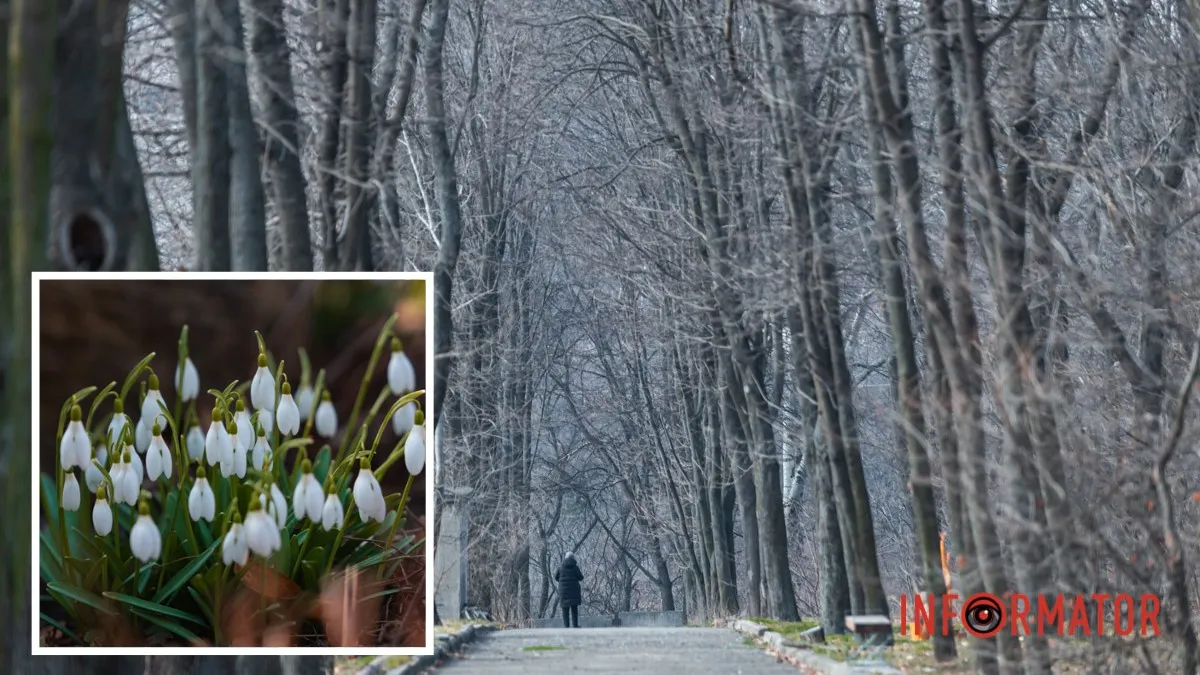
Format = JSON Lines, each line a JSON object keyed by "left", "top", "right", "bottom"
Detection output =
{"left": 38, "top": 277, "right": 429, "bottom": 514}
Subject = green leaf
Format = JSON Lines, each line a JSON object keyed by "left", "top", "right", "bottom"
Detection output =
{"left": 41, "top": 527, "right": 63, "bottom": 569}
{"left": 154, "top": 539, "right": 220, "bottom": 604}
{"left": 40, "top": 474, "right": 60, "bottom": 527}
{"left": 187, "top": 586, "right": 215, "bottom": 625}
{"left": 129, "top": 607, "right": 203, "bottom": 643}
{"left": 313, "top": 446, "right": 333, "bottom": 484}
{"left": 104, "top": 591, "right": 205, "bottom": 626}
{"left": 40, "top": 613, "right": 84, "bottom": 644}
{"left": 136, "top": 562, "right": 155, "bottom": 595}
{"left": 46, "top": 582, "right": 116, "bottom": 616}
{"left": 119, "top": 353, "right": 157, "bottom": 401}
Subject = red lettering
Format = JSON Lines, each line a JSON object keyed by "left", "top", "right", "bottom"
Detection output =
{"left": 900, "top": 594, "right": 908, "bottom": 635}
{"left": 1091, "top": 594, "right": 1110, "bottom": 636}
{"left": 942, "top": 592, "right": 959, "bottom": 636}
{"left": 1068, "top": 595, "right": 1091, "bottom": 637}
{"left": 1140, "top": 594, "right": 1161, "bottom": 637}
{"left": 914, "top": 594, "right": 937, "bottom": 637}
{"left": 1009, "top": 593, "right": 1031, "bottom": 635}
{"left": 1036, "top": 595, "right": 1064, "bottom": 636}
{"left": 1114, "top": 594, "right": 1134, "bottom": 637}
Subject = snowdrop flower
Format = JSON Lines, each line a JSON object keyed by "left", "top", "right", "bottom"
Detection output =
{"left": 59, "top": 405, "right": 90, "bottom": 471}
{"left": 269, "top": 483, "right": 288, "bottom": 529}
{"left": 222, "top": 516, "right": 249, "bottom": 566}
{"left": 292, "top": 460, "right": 324, "bottom": 521}
{"left": 85, "top": 441, "right": 106, "bottom": 493}
{"left": 392, "top": 401, "right": 416, "bottom": 437}
{"left": 113, "top": 449, "right": 140, "bottom": 506}
{"left": 353, "top": 458, "right": 387, "bottom": 523}
{"left": 244, "top": 502, "right": 281, "bottom": 557}
{"left": 387, "top": 339, "right": 416, "bottom": 395}
{"left": 252, "top": 426, "right": 272, "bottom": 474}
{"left": 146, "top": 422, "right": 173, "bottom": 481}
{"left": 296, "top": 384, "right": 315, "bottom": 422}
{"left": 224, "top": 421, "right": 247, "bottom": 478}
{"left": 250, "top": 354, "right": 276, "bottom": 412}
{"left": 315, "top": 391, "right": 337, "bottom": 438}
{"left": 140, "top": 374, "right": 168, "bottom": 431}
{"left": 176, "top": 356, "right": 200, "bottom": 402}
{"left": 125, "top": 433, "right": 145, "bottom": 486}
{"left": 205, "top": 409, "right": 232, "bottom": 468}
{"left": 106, "top": 402, "right": 129, "bottom": 450}
{"left": 62, "top": 472, "right": 81, "bottom": 511}
{"left": 276, "top": 381, "right": 301, "bottom": 436}
{"left": 259, "top": 408, "right": 274, "bottom": 435}
{"left": 94, "top": 440, "right": 108, "bottom": 468}
{"left": 92, "top": 485, "right": 113, "bottom": 536}
{"left": 186, "top": 422, "right": 205, "bottom": 462}
{"left": 135, "top": 415, "right": 151, "bottom": 453}
{"left": 405, "top": 417, "right": 426, "bottom": 476}
{"left": 232, "top": 434, "right": 248, "bottom": 479}
{"left": 129, "top": 501, "right": 162, "bottom": 563}
{"left": 321, "top": 490, "right": 344, "bottom": 531}
{"left": 188, "top": 468, "right": 216, "bottom": 523}
{"left": 233, "top": 399, "right": 254, "bottom": 450}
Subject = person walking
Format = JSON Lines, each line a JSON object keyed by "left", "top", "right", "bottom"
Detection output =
{"left": 554, "top": 551, "right": 584, "bottom": 628}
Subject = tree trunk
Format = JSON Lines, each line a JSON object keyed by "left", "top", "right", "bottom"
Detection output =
{"left": 193, "top": 0, "right": 232, "bottom": 270}
{"left": 338, "top": 0, "right": 377, "bottom": 270}
{"left": 223, "top": 0, "right": 268, "bottom": 271}
{"left": 426, "top": 0, "right": 465, "bottom": 427}
{"left": 247, "top": 0, "right": 315, "bottom": 270}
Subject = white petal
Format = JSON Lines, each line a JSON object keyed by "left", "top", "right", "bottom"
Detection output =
{"left": 388, "top": 352, "right": 416, "bottom": 395}
{"left": 315, "top": 402, "right": 337, "bottom": 438}
{"left": 292, "top": 480, "right": 309, "bottom": 520}
{"left": 107, "top": 414, "right": 128, "bottom": 450}
{"left": 122, "top": 464, "right": 140, "bottom": 505}
{"left": 130, "top": 514, "right": 162, "bottom": 562}
{"left": 205, "top": 424, "right": 222, "bottom": 466}
{"left": 392, "top": 402, "right": 416, "bottom": 436}
{"left": 252, "top": 438, "right": 271, "bottom": 473}
{"left": 236, "top": 410, "right": 254, "bottom": 449}
{"left": 141, "top": 391, "right": 167, "bottom": 430}
{"left": 95, "top": 443, "right": 108, "bottom": 467}
{"left": 85, "top": 460, "right": 105, "bottom": 493}
{"left": 135, "top": 417, "right": 151, "bottom": 453}
{"left": 322, "top": 495, "right": 344, "bottom": 531}
{"left": 259, "top": 409, "right": 274, "bottom": 435}
{"left": 92, "top": 499, "right": 113, "bottom": 536}
{"left": 129, "top": 449, "right": 144, "bottom": 484}
{"left": 296, "top": 387, "right": 315, "bottom": 421}
{"left": 271, "top": 484, "right": 288, "bottom": 528}
{"left": 223, "top": 524, "right": 248, "bottom": 566}
{"left": 405, "top": 423, "right": 426, "bottom": 476}
{"left": 146, "top": 445, "right": 162, "bottom": 481}
{"left": 177, "top": 358, "right": 200, "bottom": 402}
{"left": 235, "top": 448, "right": 247, "bottom": 478}
{"left": 251, "top": 367, "right": 276, "bottom": 412}
{"left": 187, "top": 426, "right": 206, "bottom": 461}
{"left": 353, "top": 470, "right": 385, "bottom": 523}
{"left": 62, "top": 473, "right": 81, "bottom": 511}
{"left": 276, "top": 395, "right": 300, "bottom": 436}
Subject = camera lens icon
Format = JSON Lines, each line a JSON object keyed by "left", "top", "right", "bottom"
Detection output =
{"left": 962, "top": 594, "right": 1005, "bottom": 638}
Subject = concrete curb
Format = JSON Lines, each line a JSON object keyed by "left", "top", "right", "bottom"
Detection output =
{"left": 728, "top": 619, "right": 900, "bottom": 675}
{"left": 357, "top": 624, "right": 498, "bottom": 675}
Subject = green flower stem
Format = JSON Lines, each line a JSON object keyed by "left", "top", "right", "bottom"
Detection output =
{"left": 337, "top": 315, "right": 398, "bottom": 465}
{"left": 323, "top": 493, "right": 359, "bottom": 578}
{"left": 300, "top": 369, "right": 327, "bottom": 441}
{"left": 270, "top": 359, "right": 286, "bottom": 464}
{"left": 372, "top": 436, "right": 409, "bottom": 482}
{"left": 85, "top": 383, "right": 117, "bottom": 432}
{"left": 377, "top": 474, "right": 416, "bottom": 582}
{"left": 118, "top": 353, "right": 156, "bottom": 403}
{"left": 175, "top": 326, "right": 189, "bottom": 440}
{"left": 367, "top": 390, "right": 424, "bottom": 465}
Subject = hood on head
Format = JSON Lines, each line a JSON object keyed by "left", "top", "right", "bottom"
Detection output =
{"left": 564, "top": 551, "right": 575, "bottom": 561}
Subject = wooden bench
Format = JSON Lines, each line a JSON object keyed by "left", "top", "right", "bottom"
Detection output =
{"left": 845, "top": 614, "right": 894, "bottom": 654}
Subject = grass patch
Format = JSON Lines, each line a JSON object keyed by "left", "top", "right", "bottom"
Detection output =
{"left": 334, "top": 655, "right": 411, "bottom": 675}
{"left": 523, "top": 645, "right": 569, "bottom": 652}
{"left": 748, "top": 617, "right": 820, "bottom": 641}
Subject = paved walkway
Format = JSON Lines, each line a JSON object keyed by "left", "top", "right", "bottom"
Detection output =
{"left": 431, "top": 627, "right": 801, "bottom": 674}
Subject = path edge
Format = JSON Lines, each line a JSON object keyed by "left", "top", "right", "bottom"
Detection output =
{"left": 724, "top": 619, "right": 900, "bottom": 675}
{"left": 356, "top": 624, "right": 498, "bottom": 675}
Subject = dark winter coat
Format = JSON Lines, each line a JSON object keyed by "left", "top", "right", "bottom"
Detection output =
{"left": 554, "top": 558, "right": 584, "bottom": 607}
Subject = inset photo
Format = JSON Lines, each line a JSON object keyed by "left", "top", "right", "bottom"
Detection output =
{"left": 32, "top": 272, "right": 434, "bottom": 656}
